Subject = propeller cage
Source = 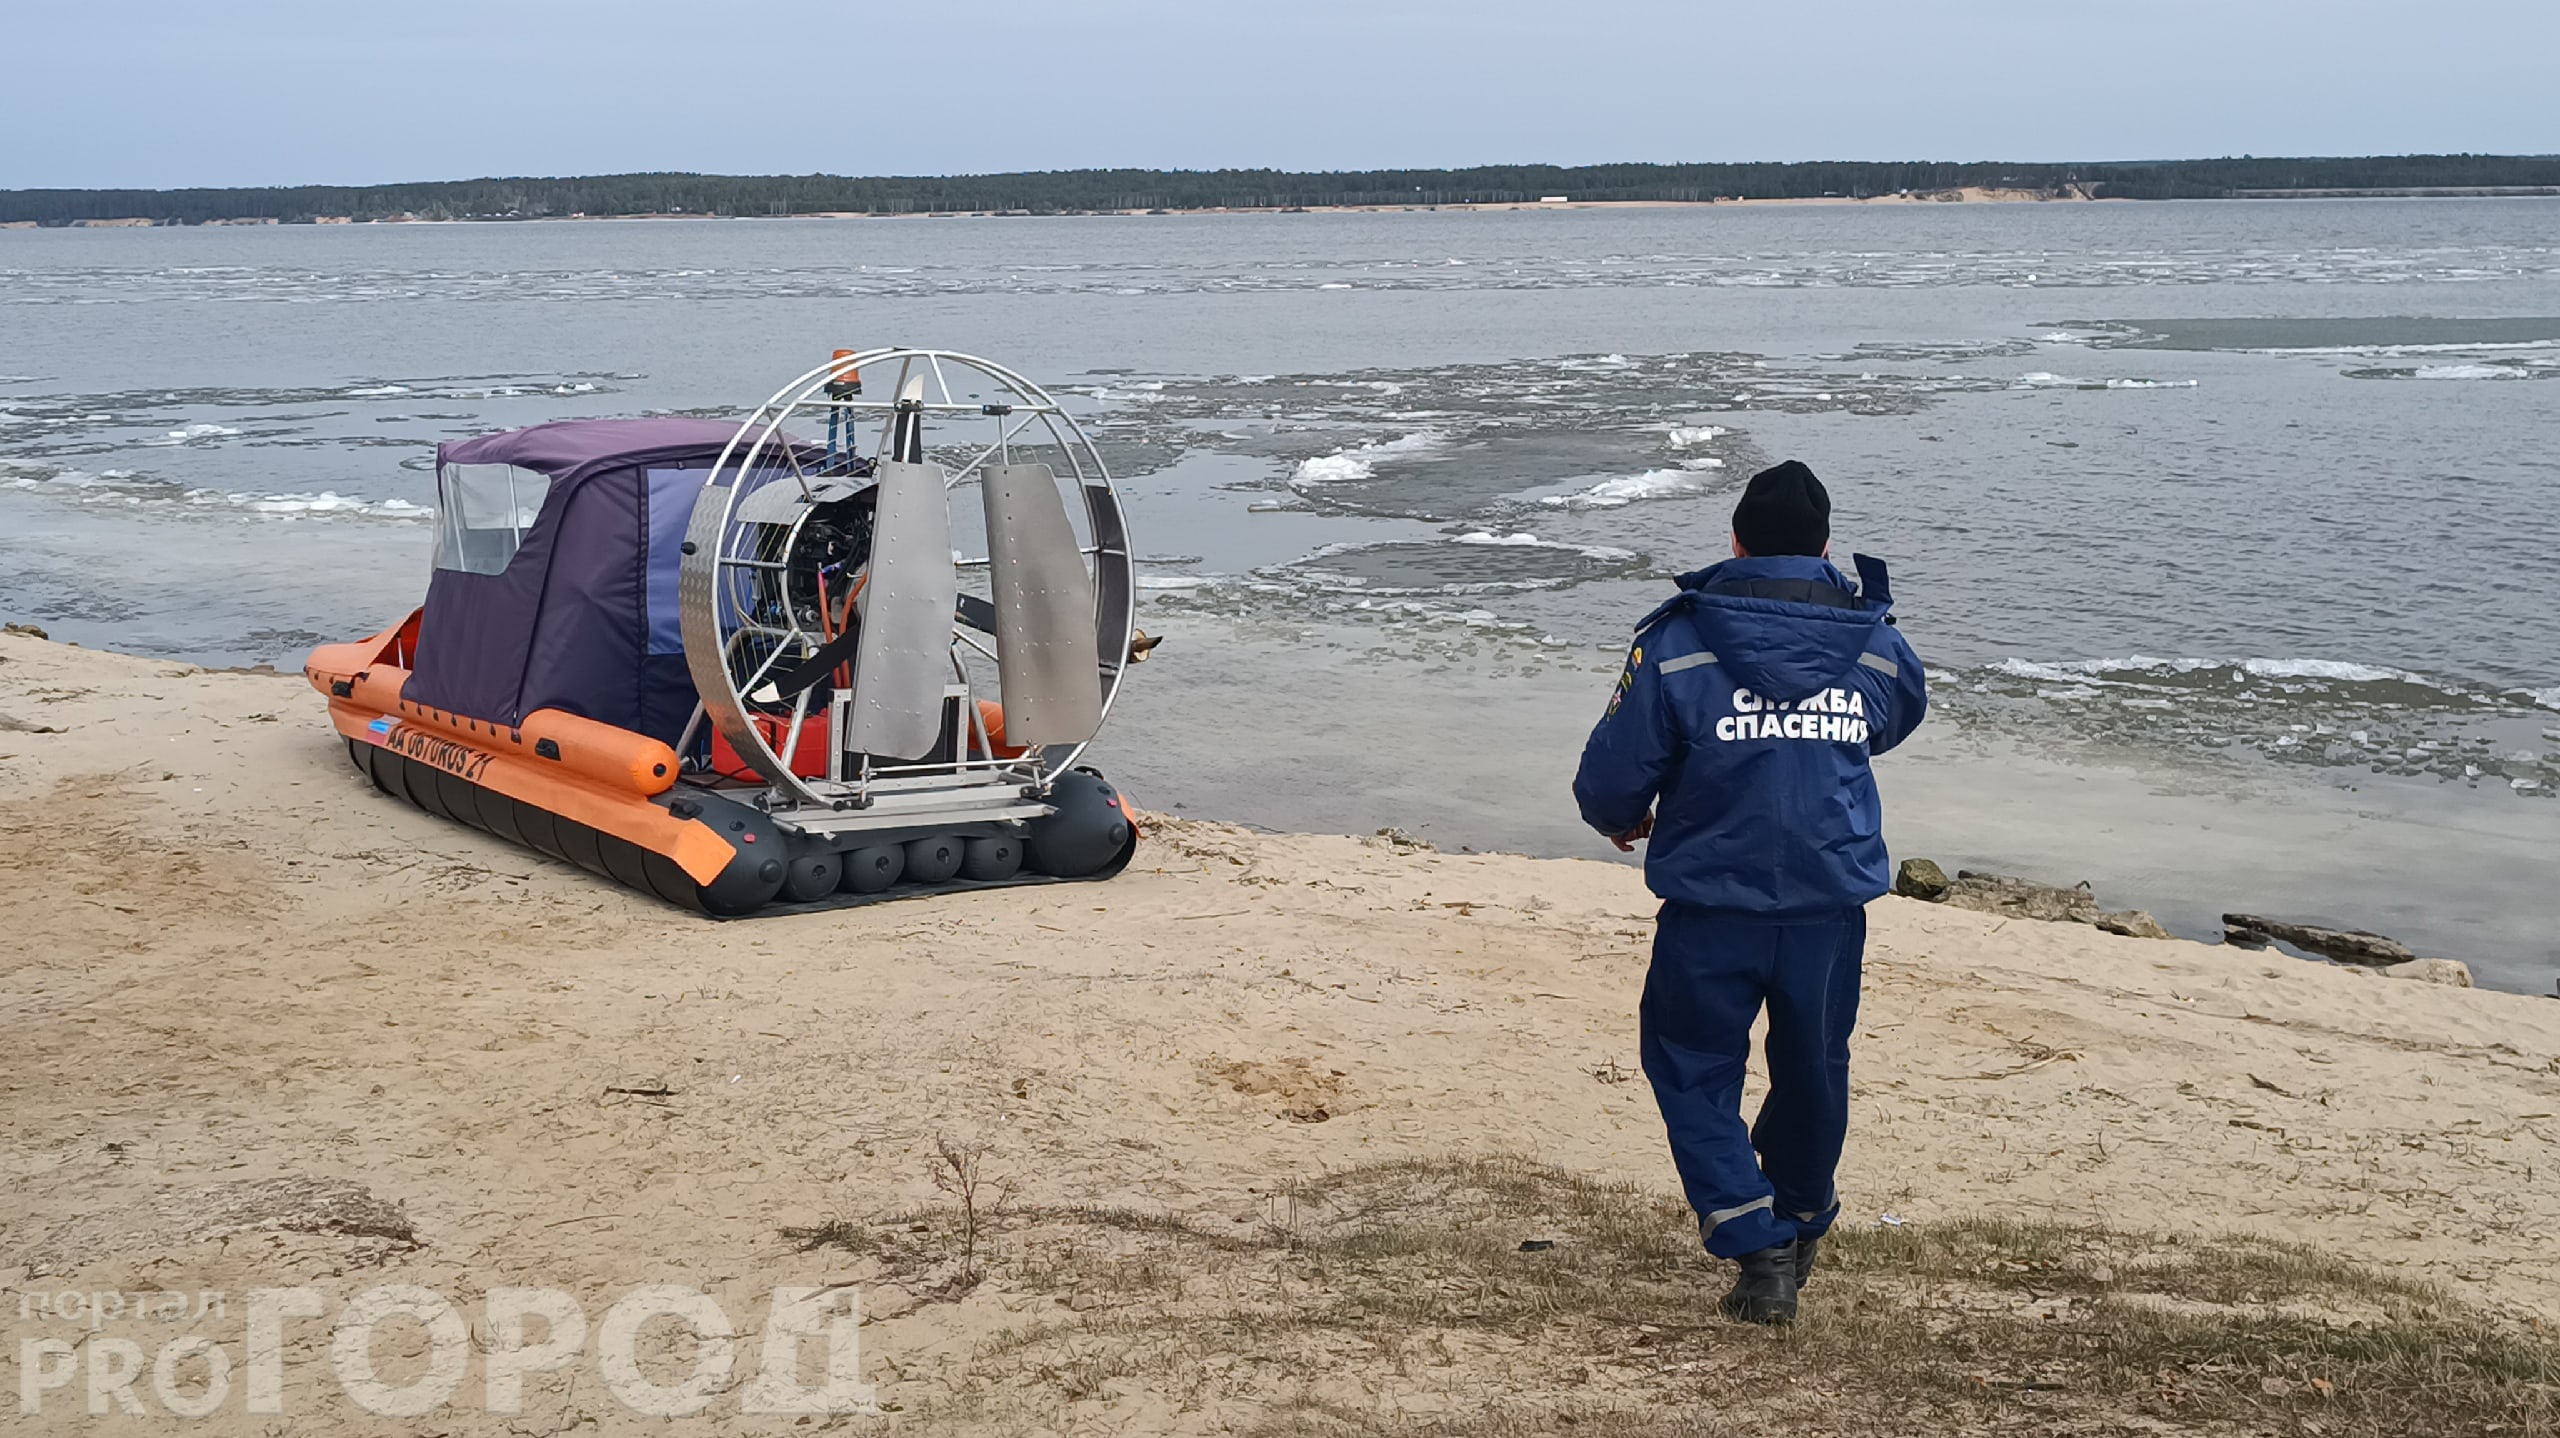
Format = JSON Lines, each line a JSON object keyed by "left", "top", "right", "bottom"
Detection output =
{"left": 676, "top": 350, "right": 1135, "bottom": 813}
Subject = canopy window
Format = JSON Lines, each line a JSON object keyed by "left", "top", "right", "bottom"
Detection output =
{"left": 432, "top": 463, "right": 552, "bottom": 576}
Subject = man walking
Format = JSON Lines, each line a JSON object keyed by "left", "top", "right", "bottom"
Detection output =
{"left": 1573, "top": 460, "right": 1928, "bottom": 1324}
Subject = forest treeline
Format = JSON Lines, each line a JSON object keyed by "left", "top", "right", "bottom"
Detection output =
{"left": 6, "top": 155, "right": 2558, "bottom": 225}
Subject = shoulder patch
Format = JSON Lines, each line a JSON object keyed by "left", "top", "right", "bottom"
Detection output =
{"left": 1605, "top": 642, "right": 1643, "bottom": 717}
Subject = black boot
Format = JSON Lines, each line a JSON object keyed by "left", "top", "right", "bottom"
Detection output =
{"left": 1795, "top": 1232, "right": 1821, "bottom": 1289}
{"left": 1719, "top": 1239, "right": 1800, "bottom": 1325}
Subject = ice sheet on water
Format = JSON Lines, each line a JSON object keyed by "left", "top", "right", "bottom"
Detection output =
{"left": 1994, "top": 655, "right": 2429, "bottom": 686}
{"left": 1286, "top": 529, "right": 1645, "bottom": 597}
{"left": 1538, "top": 468, "right": 1713, "bottom": 510}
{"left": 2344, "top": 360, "right": 2551, "bottom": 381}
{"left": 2255, "top": 341, "right": 2560, "bottom": 357}
{"left": 1288, "top": 431, "right": 1445, "bottom": 488}
{"left": 1091, "top": 382, "right": 1169, "bottom": 403}
{"left": 2242, "top": 658, "right": 2422, "bottom": 683}
{"left": 1, "top": 462, "right": 133, "bottom": 490}
{"left": 17, "top": 238, "right": 2559, "bottom": 309}
{"left": 2411, "top": 364, "right": 2531, "bottom": 380}
{"left": 141, "top": 423, "right": 244, "bottom": 446}
{"left": 1453, "top": 531, "right": 1637, "bottom": 561}
{"left": 227, "top": 491, "right": 434, "bottom": 519}
{"left": 1292, "top": 453, "right": 1370, "bottom": 486}
{"left": 1, "top": 458, "right": 430, "bottom": 522}
{"left": 2013, "top": 372, "right": 2199, "bottom": 391}
{"left": 1974, "top": 654, "right": 2560, "bottom": 798}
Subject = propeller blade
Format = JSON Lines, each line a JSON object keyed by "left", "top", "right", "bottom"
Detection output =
{"left": 980, "top": 462, "right": 1103, "bottom": 746}
{"left": 844, "top": 459, "right": 956, "bottom": 760}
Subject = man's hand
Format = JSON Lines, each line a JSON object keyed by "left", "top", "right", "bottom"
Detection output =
{"left": 1608, "top": 815, "right": 1653, "bottom": 852}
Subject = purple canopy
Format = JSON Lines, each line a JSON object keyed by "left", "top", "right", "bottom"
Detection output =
{"left": 407, "top": 418, "right": 812, "bottom": 746}
{"left": 436, "top": 417, "right": 767, "bottom": 480}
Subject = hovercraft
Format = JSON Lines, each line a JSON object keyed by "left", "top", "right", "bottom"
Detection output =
{"left": 304, "top": 349, "right": 1146, "bottom": 915}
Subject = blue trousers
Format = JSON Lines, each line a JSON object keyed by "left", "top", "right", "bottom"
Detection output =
{"left": 1640, "top": 903, "right": 1865, "bottom": 1258}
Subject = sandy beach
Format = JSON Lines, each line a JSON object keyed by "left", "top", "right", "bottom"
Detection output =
{"left": 4, "top": 629, "right": 2555, "bottom": 1432}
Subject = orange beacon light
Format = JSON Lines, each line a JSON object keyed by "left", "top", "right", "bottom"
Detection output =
{"left": 825, "top": 348, "right": 862, "bottom": 398}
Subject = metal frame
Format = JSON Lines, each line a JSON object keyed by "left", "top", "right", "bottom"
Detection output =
{"left": 676, "top": 349, "right": 1136, "bottom": 814}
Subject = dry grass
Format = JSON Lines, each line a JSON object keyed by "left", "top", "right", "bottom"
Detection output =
{"left": 788, "top": 1157, "right": 2558, "bottom": 1436}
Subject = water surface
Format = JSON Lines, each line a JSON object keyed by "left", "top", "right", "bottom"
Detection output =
{"left": 4, "top": 201, "right": 2554, "bottom": 986}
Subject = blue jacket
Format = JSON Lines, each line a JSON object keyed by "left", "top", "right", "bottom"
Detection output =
{"left": 1574, "top": 554, "right": 1928, "bottom": 915}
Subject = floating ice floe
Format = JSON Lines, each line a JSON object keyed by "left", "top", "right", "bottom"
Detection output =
{"left": 1539, "top": 468, "right": 1712, "bottom": 510}
{"left": 2013, "top": 372, "right": 2199, "bottom": 391}
{"left": 220, "top": 491, "right": 434, "bottom": 519}
{"left": 1664, "top": 424, "right": 1726, "bottom": 449}
{"left": 1288, "top": 431, "right": 1444, "bottom": 488}
{"left": 142, "top": 422, "right": 243, "bottom": 445}
{"left": 1452, "top": 531, "right": 1637, "bottom": 560}
{"left": 0, "top": 463, "right": 131, "bottom": 490}
{"left": 1090, "top": 381, "right": 1168, "bottom": 403}
{"left": 1993, "top": 655, "right": 2428, "bottom": 686}
{"left": 4, "top": 459, "right": 435, "bottom": 521}
{"left": 2247, "top": 339, "right": 2560, "bottom": 357}
{"left": 2410, "top": 363, "right": 2531, "bottom": 380}
{"left": 2238, "top": 657, "right": 2420, "bottom": 683}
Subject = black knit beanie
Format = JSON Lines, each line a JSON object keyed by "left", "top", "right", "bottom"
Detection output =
{"left": 1732, "top": 460, "right": 1830, "bottom": 557}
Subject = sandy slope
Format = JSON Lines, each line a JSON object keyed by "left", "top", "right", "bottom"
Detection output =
{"left": 2, "top": 631, "right": 2555, "bottom": 1429}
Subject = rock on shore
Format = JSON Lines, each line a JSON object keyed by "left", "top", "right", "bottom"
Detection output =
{"left": 1893, "top": 860, "right": 2172, "bottom": 939}
{"left": 2224, "top": 913, "right": 2415, "bottom": 966}
{"left": 2379, "top": 957, "right": 2475, "bottom": 987}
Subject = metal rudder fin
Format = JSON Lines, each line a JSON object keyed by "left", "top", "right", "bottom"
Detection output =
{"left": 981, "top": 463, "right": 1104, "bottom": 745}
{"left": 847, "top": 459, "right": 958, "bottom": 760}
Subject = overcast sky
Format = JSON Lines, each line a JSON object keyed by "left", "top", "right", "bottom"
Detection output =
{"left": 8, "top": 0, "right": 2557, "bottom": 189}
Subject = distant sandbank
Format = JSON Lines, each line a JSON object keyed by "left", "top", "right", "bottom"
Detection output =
{"left": 20, "top": 186, "right": 2128, "bottom": 228}
{"left": 35, "top": 184, "right": 2560, "bottom": 227}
